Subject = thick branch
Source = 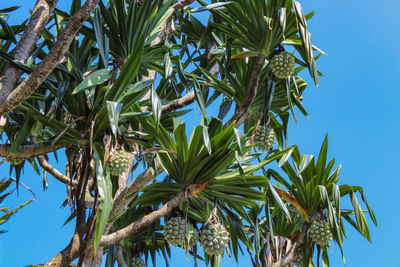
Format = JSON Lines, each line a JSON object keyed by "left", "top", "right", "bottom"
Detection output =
{"left": 172, "top": 0, "right": 195, "bottom": 10}
{"left": 271, "top": 223, "right": 309, "bottom": 267}
{"left": 110, "top": 164, "right": 164, "bottom": 219}
{"left": 0, "top": 142, "right": 63, "bottom": 159}
{"left": 225, "top": 54, "right": 266, "bottom": 127}
{"left": 116, "top": 246, "right": 129, "bottom": 267}
{"left": 100, "top": 182, "right": 207, "bottom": 246}
{"left": 0, "top": 0, "right": 100, "bottom": 115}
{"left": 37, "top": 155, "right": 78, "bottom": 188}
{"left": 0, "top": 0, "right": 58, "bottom": 99}
{"left": 45, "top": 232, "right": 82, "bottom": 267}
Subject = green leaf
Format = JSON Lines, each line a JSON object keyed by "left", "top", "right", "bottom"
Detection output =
{"left": 278, "top": 146, "right": 294, "bottom": 167}
{"left": 202, "top": 125, "right": 212, "bottom": 155}
{"left": 193, "top": 75, "right": 207, "bottom": 119}
{"left": 267, "top": 179, "right": 291, "bottom": 220}
{"left": 10, "top": 116, "right": 33, "bottom": 154}
{"left": 322, "top": 247, "right": 330, "bottom": 267}
{"left": 316, "top": 134, "right": 328, "bottom": 182}
{"left": 147, "top": 6, "right": 174, "bottom": 43}
{"left": 190, "top": 2, "right": 233, "bottom": 13}
{"left": 297, "top": 154, "right": 313, "bottom": 174}
{"left": 151, "top": 89, "right": 162, "bottom": 130}
{"left": 72, "top": 69, "right": 112, "bottom": 94}
{"left": 350, "top": 191, "right": 371, "bottom": 241}
{"left": 106, "top": 36, "right": 144, "bottom": 101}
{"left": 94, "top": 8, "right": 109, "bottom": 67}
{"left": 233, "top": 128, "right": 242, "bottom": 155}
{"left": 93, "top": 146, "right": 114, "bottom": 255}
{"left": 106, "top": 101, "right": 123, "bottom": 140}
{"left": 164, "top": 53, "right": 172, "bottom": 78}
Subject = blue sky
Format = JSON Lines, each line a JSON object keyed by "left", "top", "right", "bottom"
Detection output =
{"left": 1, "top": 0, "right": 400, "bottom": 266}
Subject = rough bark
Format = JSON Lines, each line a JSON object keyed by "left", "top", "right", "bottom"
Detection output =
{"left": 0, "top": 0, "right": 58, "bottom": 99}
{"left": 0, "top": 143, "right": 63, "bottom": 159}
{"left": 161, "top": 91, "right": 196, "bottom": 113}
{"left": 45, "top": 232, "right": 82, "bottom": 267}
{"left": 100, "top": 182, "right": 208, "bottom": 246}
{"left": 110, "top": 164, "right": 164, "bottom": 219}
{"left": 116, "top": 246, "right": 129, "bottom": 267}
{"left": 172, "top": 0, "right": 195, "bottom": 10}
{"left": 81, "top": 247, "right": 103, "bottom": 267}
{"left": 0, "top": 0, "right": 100, "bottom": 115}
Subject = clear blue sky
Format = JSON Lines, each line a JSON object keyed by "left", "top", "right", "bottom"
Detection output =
{"left": 1, "top": 0, "right": 400, "bottom": 266}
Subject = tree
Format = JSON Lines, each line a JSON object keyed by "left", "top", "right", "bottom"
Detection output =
{"left": 0, "top": 0, "right": 377, "bottom": 266}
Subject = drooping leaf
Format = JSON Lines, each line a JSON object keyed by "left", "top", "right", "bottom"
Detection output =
{"left": 93, "top": 146, "right": 114, "bottom": 255}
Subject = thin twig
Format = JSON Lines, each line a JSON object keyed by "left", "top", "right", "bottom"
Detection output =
{"left": 10, "top": 177, "right": 38, "bottom": 200}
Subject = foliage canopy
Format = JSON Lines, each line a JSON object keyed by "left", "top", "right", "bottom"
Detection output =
{"left": 0, "top": 0, "right": 376, "bottom": 266}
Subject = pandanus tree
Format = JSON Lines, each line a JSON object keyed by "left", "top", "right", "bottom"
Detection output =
{"left": 0, "top": 0, "right": 376, "bottom": 266}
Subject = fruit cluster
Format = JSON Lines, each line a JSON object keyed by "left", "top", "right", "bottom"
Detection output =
{"left": 132, "top": 256, "right": 146, "bottom": 267}
{"left": 189, "top": 228, "right": 200, "bottom": 247}
{"left": 293, "top": 251, "right": 303, "bottom": 266}
{"left": 254, "top": 125, "right": 276, "bottom": 152}
{"left": 163, "top": 217, "right": 230, "bottom": 256}
{"left": 109, "top": 150, "right": 129, "bottom": 176}
{"left": 163, "top": 217, "right": 199, "bottom": 247}
{"left": 309, "top": 220, "right": 333, "bottom": 247}
{"left": 270, "top": 52, "right": 296, "bottom": 79}
{"left": 199, "top": 223, "right": 230, "bottom": 256}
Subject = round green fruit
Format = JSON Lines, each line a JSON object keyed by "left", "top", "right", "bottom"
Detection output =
{"left": 163, "top": 217, "right": 187, "bottom": 246}
{"left": 293, "top": 250, "right": 303, "bottom": 266}
{"left": 189, "top": 228, "right": 200, "bottom": 247}
{"left": 132, "top": 256, "right": 146, "bottom": 267}
{"left": 109, "top": 150, "right": 129, "bottom": 176}
{"left": 309, "top": 220, "right": 333, "bottom": 247}
{"left": 200, "top": 224, "right": 230, "bottom": 256}
{"left": 254, "top": 125, "right": 275, "bottom": 152}
{"left": 270, "top": 52, "right": 295, "bottom": 79}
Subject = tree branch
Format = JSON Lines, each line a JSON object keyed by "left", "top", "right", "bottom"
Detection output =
{"left": 157, "top": 62, "right": 219, "bottom": 113}
{"left": 172, "top": 0, "right": 195, "bottom": 10}
{"left": 100, "top": 182, "right": 208, "bottom": 246}
{"left": 110, "top": 164, "right": 164, "bottom": 219}
{"left": 0, "top": 142, "right": 63, "bottom": 159}
{"left": 271, "top": 223, "right": 309, "bottom": 267}
{"left": 225, "top": 54, "right": 266, "bottom": 127}
{"left": 37, "top": 155, "right": 78, "bottom": 188}
{"left": 0, "top": 0, "right": 58, "bottom": 99}
{"left": 116, "top": 245, "right": 129, "bottom": 267}
{"left": 45, "top": 232, "right": 83, "bottom": 267}
{"left": 0, "top": 0, "right": 100, "bottom": 115}
{"left": 161, "top": 91, "right": 195, "bottom": 113}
